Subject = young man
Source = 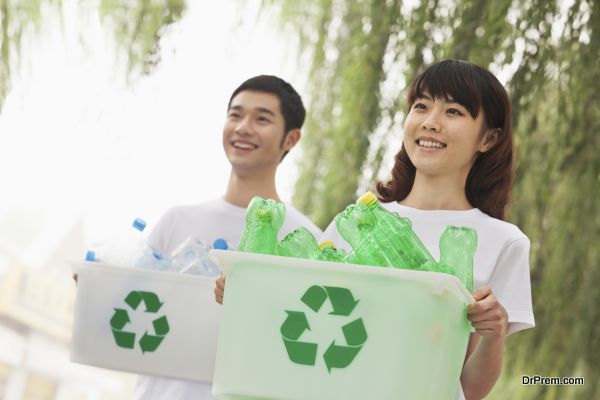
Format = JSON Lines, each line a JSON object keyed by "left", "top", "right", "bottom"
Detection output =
{"left": 135, "top": 75, "right": 321, "bottom": 400}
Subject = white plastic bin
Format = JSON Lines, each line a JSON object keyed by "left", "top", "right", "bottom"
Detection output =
{"left": 70, "top": 261, "right": 220, "bottom": 382}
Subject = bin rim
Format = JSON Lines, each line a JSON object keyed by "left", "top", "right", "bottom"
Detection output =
{"left": 70, "top": 260, "right": 217, "bottom": 283}
{"left": 209, "top": 249, "right": 474, "bottom": 305}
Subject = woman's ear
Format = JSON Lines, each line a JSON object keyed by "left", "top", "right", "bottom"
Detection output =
{"left": 479, "top": 128, "right": 500, "bottom": 153}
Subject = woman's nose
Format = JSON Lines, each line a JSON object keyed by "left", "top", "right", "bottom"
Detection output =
{"left": 422, "top": 113, "right": 441, "bottom": 132}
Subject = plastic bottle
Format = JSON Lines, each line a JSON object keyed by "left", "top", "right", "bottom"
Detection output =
{"left": 357, "top": 192, "right": 436, "bottom": 271}
{"left": 318, "top": 241, "right": 348, "bottom": 263}
{"left": 335, "top": 203, "right": 403, "bottom": 268}
{"left": 438, "top": 226, "right": 477, "bottom": 292}
{"left": 85, "top": 218, "right": 168, "bottom": 270}
{"left": 278, "top": 227, "right": 321, "bottom": 259}
{"left": 237, "top": 197, "right": 285, "bottom": 255}
{"left": 170, "top": 237, "right": 226, "bottom": 276}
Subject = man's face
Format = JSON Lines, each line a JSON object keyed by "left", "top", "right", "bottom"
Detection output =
{"left": 223, "top": 90, "right": 288, "bottom": 175}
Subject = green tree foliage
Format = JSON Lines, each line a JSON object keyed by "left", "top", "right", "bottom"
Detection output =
{"left": 264, "top": 0, "right": 599, "bottom": 398}
{"left": 0, "top": 0, "right": 185, "bottom": 111}
{"left": 0, "top": 0, "right": 60, "bottom": 109}
{"left": 99, "top": 0, "right": 185, "bottom": 76}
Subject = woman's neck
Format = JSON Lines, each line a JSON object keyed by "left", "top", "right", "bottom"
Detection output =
{"left": 400, "top": 171, "right": 473, "bottom": 211}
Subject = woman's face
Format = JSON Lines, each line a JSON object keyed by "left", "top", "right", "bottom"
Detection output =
{"left": 403, "top": 92, "right": 492, "bottom": 182}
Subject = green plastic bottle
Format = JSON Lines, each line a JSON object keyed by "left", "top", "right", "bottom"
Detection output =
{"left": 357, "top": 192, "right": 436, "bottom": 271}
{"left": 278, "top": 227, "right": 321, "bottom": 259}
{"left": 318, "top": 241, "right": 348, "bottom": 263}
{"left": 237, "top": 197, "right": 285, "bottom": 255}
{"left": 439, "top": 226, "right": 477, "bottom": 292}
{"left": 335, "top": 203, "right": 403, "bottom": 268}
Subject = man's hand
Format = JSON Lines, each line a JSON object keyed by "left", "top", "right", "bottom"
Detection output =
{"left": 467, "top": 286, "right": 508, "bottom": 337}
{"left": 214, "top": 272, "right": 226, "bottom": 304}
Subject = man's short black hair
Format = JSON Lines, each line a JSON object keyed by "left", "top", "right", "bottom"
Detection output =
{"left": 228, "top": 75, "right": 306, "bottom": 135}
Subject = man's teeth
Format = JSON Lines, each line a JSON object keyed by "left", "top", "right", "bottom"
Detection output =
{"left": 233, "top": 142, "right": 257, "bottom": 149}
{"left": 418, "top": 140, "right": 446, "bottom": 148}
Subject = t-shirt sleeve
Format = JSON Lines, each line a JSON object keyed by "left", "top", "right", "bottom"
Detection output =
{"left": 488, "top": 236, "right": 535, "bottom": 335}
{"left": 146, "top": 208, "right": 175, "bottom": 256}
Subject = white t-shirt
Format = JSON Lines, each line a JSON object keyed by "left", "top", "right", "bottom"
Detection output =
{"left": 134, "top": 197, "right": 322, "bottom": 400}
{"left": 319, "top": 202, "right": 535, "bottom": 400}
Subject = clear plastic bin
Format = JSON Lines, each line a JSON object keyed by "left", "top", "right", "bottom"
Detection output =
{"left": 210, "top": 250, "right": 473, "bottom": 400}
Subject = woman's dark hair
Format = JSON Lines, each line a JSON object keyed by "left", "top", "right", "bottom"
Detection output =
{"left": 376, "top": 59, "right": 514, "bottom": 220}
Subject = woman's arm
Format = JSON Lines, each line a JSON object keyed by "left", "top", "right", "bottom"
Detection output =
{"left": 460, "top": 286, "right": 508, "bottom": 399}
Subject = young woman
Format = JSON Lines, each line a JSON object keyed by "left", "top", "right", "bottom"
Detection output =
{"left": 320, "top": 59, "right": 535, "bottom": 399}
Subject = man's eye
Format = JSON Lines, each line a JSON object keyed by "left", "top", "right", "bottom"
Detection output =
{"left": 228, "top": 113, "right": 240, "bottom": 119}
{"left": 447, "top": 108, "right": 464, "bottom": 116}
{"left": 257, "top": 116, "right": 270, "bottom": 123}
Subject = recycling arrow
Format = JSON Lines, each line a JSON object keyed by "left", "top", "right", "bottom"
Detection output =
{"left": 281, "top": 285, "right": 368, "bottom": 372}
{"left": 281, "top": 311, "right": 311, "bottom": 340}
{"left": 324, "top": 286, "right": 359, "bottom": 316}
{"left": 110, "top": 290, "right": 169, "bottom": 353}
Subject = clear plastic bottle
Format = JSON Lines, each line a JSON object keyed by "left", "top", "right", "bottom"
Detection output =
{"left": 318, "top": 241, "right": 348, "bottom": 263}
{"left": 335, "top": 203, "right": 403, "bottom": 268}
{"left": 237, "top": 197, "right": 285, "bottom": 255}
{"left": 85, "top": 218, "right": 168, "bottom": 270}
{"left": 169, "top": 237, "right": 228, "bottom": 276}
{"left": 278, "top": 227, "right": 321, "bottom": 259}
{"left": 439, "top": 226, "right": 477, "bottom": 292}
{"left": 357, "top": 192, "right": 436, "bottom": 271}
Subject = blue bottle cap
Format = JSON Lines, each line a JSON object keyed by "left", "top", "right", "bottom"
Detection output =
{"left": 212, "top": 238, "right": 228, "bottom": 250}
{"left": 85, "top": 250, "right": 96, "bottom": 262}
{"left": 132, "top": 218, "right": 147, "bottom": 232}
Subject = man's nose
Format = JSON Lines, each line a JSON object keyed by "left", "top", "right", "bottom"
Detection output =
{"left": 234, "top": 116, "right": 253, "bottom": 135}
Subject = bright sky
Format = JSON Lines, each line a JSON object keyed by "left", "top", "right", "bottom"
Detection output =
{"left": 0, "top": 0, "right": 306, "bottom": 245}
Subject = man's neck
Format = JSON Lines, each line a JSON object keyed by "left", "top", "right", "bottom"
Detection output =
{"left": 223, "top": 168, "right": 281, "bottom": 208}
{"left": 400, "top": 171, "right": 473, "bottom": 210}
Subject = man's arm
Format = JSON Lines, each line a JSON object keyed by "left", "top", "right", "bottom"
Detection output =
{"left": 215, "top": 273, "right": 226, "bottom": 304}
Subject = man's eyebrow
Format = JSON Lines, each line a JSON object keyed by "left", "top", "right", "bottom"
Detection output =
{"left": 255, "top": 107, "right": 276, "bottom": 117}
{"left": 228, "top": 105, "right": 276, "bottom": 117}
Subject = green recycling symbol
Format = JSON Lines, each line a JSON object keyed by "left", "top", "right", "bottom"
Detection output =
{"left": 280, "top": 285, "right": 368, "bottom": 372}
{"left": 110, "top": 290, "right": 170, "bottom": 353}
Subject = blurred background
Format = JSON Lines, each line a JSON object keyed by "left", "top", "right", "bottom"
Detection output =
{"left": 0, "top": 0, "right": 597, "bottom": 399}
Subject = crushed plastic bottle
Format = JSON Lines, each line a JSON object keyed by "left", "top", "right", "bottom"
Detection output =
{"left": 357, "top": 192, "right": 436, "bottom": 271}
{"left": 335, "top": 203, "right": 403, "bottom": 268}
{"left": 85, "top": 218, "right": 168, "bottom": 270}
{"left": 318, "top": 241, "right": 347, "bottom": 263}
{"left": 439, "top": 226, "right": 477, "bottom": 292}
{"left": 237, "top": 197, "right": 285, "bottom": 255}
{"left": 278, "top": 227, "right": 321, "bottom": 259}
{"left": 169, "top": 237, "right": 226, "bottom": 276}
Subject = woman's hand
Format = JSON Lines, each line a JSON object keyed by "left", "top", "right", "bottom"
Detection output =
{"left": 467, "top": 286, "right": 508, "bottom": 337}
{"left": 214, "top": 272, "right": 226, "bottom": 305}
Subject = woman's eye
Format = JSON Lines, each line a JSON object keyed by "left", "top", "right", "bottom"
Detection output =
{"left": 447, "top": 108, "right": 464, "bottom": 116}
{"left": 413, "top": 103, "right": 427, "bottom": 110}
{"left": 228, "top": 113, "right": 240, "bottom": 119}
